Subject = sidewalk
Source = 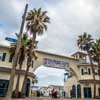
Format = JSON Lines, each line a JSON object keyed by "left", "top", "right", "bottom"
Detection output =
{"left": 0, "top": 97, "right": 100, "bottom": 100}
{"left": 13, "top": 97, "right": 100, "bottom": 100}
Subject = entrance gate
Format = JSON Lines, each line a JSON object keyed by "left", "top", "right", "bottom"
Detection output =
{"left": 0, "top": 79, "right": 9, "bottom": 97}
{"left": 34, "top": 50, "right": 79, "bottom": 79}
{"left": 25, "top": 79, "right": 30, "bottom": 97}
{"left": 33, "top": 50, "right": 79, "bottom": 98}
{"left": 84, "top": 87, "right": 92, "bottom": 98}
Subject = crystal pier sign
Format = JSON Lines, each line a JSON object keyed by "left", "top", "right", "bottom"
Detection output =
{"left": 43, "top": 58, "right": 69, "bottom": 69}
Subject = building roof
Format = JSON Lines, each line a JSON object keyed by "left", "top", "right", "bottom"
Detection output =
{"left": 35, "top": 50, "right": 79, "bottom": 61}
{"left": 71, "top": 51, "right": 87, "bottom": 56}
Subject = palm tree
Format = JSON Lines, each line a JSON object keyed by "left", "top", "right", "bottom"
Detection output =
{"left": 14, "top": 33, "right": 29, "bottom": 97}
{"left": 10, "top": 34, "right": 35, "bottom": 98}
{"left": 21, "top": 39, "right": 38, "bottom": 97}
{"left": 21, "top": 8, "right": 50, "bottom": 96}
{"left": 90, "top": 39, "right": 100, "bottom": 97}
{"left": 5, "top": 4, "right": 28, "bottom": 100}
{"left": 77, "top": 32, "right": 96, "bottom": 98}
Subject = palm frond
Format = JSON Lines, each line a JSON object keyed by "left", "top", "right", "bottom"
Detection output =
{"left": 38, "top": 8, "right": 41, "bottom": 15}
{"left": 77, "top": 32, "right": 93, "bottom": 51}
{"left": 26, "top": 8, "right": 50, "bottom": 35}
{"left": 90, "top": 39, "right": 100, "bottom": 63}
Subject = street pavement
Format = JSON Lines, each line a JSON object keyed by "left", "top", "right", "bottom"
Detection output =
{"left": 13, "top": 97, "right": 100, "bottom": 100}
{"left": 0, "top": 97, "right": 99, "bottom": 100}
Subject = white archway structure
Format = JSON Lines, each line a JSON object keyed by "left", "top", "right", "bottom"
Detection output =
{"left": 33, "top": 50, "right": 79, "bottom": 80}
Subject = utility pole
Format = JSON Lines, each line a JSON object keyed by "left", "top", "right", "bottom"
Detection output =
{"left": 5, "top": 4, "right": 28, "bottom": 100}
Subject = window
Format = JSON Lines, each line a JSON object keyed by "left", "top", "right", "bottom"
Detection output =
{"left": 81, "top": 68, "right": 84, "bottom": 75}
{"left": 88, "top": 68, "right": 91, "bottom": 75}
{"left": 72, "top": 85, "right": 76, "bottom": 97}
{"left": 2, "top": 53, "right": 6, "bottom": 61}
{"left": 9, "top": 53, "right": 14, "bottom": 62}
{"left": 77, "top": 84, "right": 81, "bottom": 98}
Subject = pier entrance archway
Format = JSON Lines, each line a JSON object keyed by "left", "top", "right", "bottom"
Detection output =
{"left": 33, "top": 50, "right": 79, "bottom": 79}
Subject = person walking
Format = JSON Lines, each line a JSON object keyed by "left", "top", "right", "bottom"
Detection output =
{"left": 51, "top": 88, "right": 55, "bottom": 98}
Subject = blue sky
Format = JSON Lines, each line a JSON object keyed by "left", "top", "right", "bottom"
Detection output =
{"left": 0, "top": 0, "right": 100, "bottom": 86}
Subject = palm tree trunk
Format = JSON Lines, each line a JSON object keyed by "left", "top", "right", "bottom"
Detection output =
{"left": 15, "top": 64, "right": 22, "bottom": 97}
{"left": 98, "top": 61, "right": 100, "bottom": 97}
{"left": 15, "top": 46, "right": 25, "bottom": 97}
{"left": 5, "top": 57, "right": 18, "bottom": 100}
{"left": 21, "top": 64, "right": 30, "bottom": 97}
{"left": 88, "top": 51, "right": 96, "bottom": 98}
{"left": 4, "top": 4, "right": 28, "bottom": 100}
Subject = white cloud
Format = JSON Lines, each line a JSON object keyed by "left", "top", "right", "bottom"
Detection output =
{"left": 0, "top": 0, "right": 100, "bottom": 55}
{"left": 37, "top": 0, "right": 100, "bottom": 55}
{"left": 35, "top": 66, "right": 66, "bottom": 77}
{"left": 34, "top": 66, "right": 66, "bottom": 86}
{"left": 11, "top": 0, "right": 25, "bottom": 14}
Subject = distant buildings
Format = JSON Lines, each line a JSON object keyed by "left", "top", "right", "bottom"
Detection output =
{"left": 39, "top": 85, "right": 64, "bottom": 97}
